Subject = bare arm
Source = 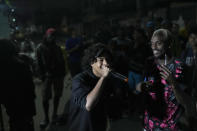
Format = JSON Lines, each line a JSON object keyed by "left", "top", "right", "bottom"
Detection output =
{"left": 159, "top": 64, "right": 189, "bottom": 105}
{"left": 85, "top": 76, "right": 107, "bottom": 111}
{"left": 85, "top": 63, "right": 110, "bottom": 111}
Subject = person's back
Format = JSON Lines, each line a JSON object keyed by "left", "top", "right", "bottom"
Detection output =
{"left": 0, "top": 38, "right": 36, "bottom": 131}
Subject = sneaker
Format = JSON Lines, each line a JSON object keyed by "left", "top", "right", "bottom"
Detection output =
{"left": 40, "top": 120, "right": 49, "bottom": 129}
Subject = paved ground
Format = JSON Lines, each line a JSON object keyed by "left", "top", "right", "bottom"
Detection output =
{"left": 1, "top": 75, "right": 143, "bottom": 131}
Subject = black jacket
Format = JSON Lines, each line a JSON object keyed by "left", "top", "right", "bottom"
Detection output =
{"left": 68, "top": 69, "right": 122, "bottom": 131}
{"left": 36, "top": 43, "right": 65, "bottom": 79}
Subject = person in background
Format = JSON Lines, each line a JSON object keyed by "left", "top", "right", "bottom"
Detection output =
{"left": 178, "top": 26, "right": 197, "bottom": 130}
{"left": 36, "top": 28, "right": 65, "bottom": 128}
{"left": 170, "top": 22, "right": 182, "bottom": 58}
{"left": 128, "top": 28, "right": 152, "bottom": 92}
{"left": 65, "top": 28, "right": 83, "bottom": 78}
{"left": 145, "top": 21, "right": 155, "bottom": 41}
{"left": 127, "top": 28, "right": 152, "bottom": 116}
{"left": 0, "top": 38, "right": 36, "bottom": 131}
{"left": 181, "top": 25, "right": 197, "bottom": 67}
{"left": 56, "top": 28, "right": 83, "bottom": 125}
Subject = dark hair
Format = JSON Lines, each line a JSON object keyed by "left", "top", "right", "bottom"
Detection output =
{"left": 81, "top": 43, "right": 113, "bottom": 70}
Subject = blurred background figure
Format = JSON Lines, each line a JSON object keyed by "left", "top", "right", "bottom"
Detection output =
{"left": 0, "top": 38, "right": 36, "bottom": 131}
{"left": 65, "top": 28, "right": 83, "bottom": 78}
{"left": 36, "top": 28, "right": 65, "bottom": 129}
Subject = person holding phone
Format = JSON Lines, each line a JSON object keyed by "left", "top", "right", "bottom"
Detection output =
{"left": 136, "top": 29, "right": 187, "bottom": 131}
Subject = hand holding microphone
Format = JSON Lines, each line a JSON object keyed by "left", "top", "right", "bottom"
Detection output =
{"left": 98, "top": 57, "right": 128, "bottom": 82}
{"left": 101, "top": 64, "right": 128, "bottom": 82}
{"left": 100, "top": 64, "right": 111, "bottom": 78}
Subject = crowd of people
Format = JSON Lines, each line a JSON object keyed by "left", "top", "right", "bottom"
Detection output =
{"left": 0, "top": 16, "right": 197, "bottom": 131}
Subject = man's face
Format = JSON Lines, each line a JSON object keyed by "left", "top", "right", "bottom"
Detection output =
{"left": 46, "top": 33, "right": 55, "bottom": 43}
{"left": 91, "top": 57, "right": 110, "bottom": 77}
{"left": 151, "top": 36, "right": 165, "bottom": 58}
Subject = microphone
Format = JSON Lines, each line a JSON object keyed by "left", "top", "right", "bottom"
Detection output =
{"left": 110, "top": 71, "right": 128, "bottom": 83}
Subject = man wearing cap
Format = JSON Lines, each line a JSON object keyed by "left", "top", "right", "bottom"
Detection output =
{"left": 36, "top": 28, "right": 65, "bottom": 128}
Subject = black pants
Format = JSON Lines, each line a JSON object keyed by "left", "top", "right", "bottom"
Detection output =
{"left": 3, "top": 101, "right": 35, "bottom": 131}
{"left": 9, "top": 116, "right": 34, "bottom": 131}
